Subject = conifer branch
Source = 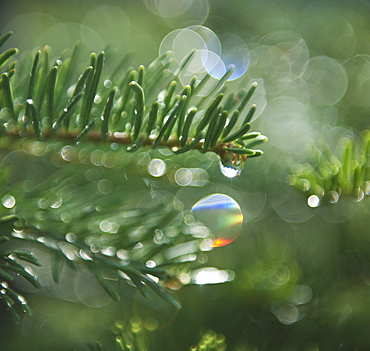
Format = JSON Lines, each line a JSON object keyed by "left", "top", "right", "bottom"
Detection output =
{"left": 0, "top": 33, "right": 267, "bottom": 172}
{"left": 0, "top": 32, "right": 268, "bottom": 323}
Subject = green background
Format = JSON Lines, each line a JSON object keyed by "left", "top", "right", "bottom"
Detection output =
{"left": 0, "top": 0, "right": 370, "bottom": 350}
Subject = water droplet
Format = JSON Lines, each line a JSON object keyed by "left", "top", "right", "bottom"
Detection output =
{"left": 148, "top": 158, "right": 167, "bottom": 177}
{"left": 100, "top": 220, "right": 112, "bottom": 232}
{"left": 191, "top": 194, "right": 243, "bottom": 247}
{"left": 298, "top": 179, "right": 310, "bottom": 191}
{"left": 146, "top": 260, "right": 156, "bottom": 268}
{"left": 365, "top": 181, "right": 370, "bottom": 195}
{"left": 90, "top": 243, "right": 101, "bottom": 253}
{"left": 272, "top": 304, "right": 300, "bottom": 325}
{"left": 18, "top": 295, "right": 26, "bottom": 304}
{"left": 94, "top": 95, "right": 102, "bottom": 104}
{"left": 144, "top": 317, "right": 159, "bottom": 331}
{"left": 61, "top": 146, "right": 76, "bottom": 161}
{"left": 153, "top": 229, "right": 164, "bottom": 244}
{"left": 79, "top": 249, "right": 93, "bottom": 261}
{"left": 65, "top": 232, "right": 77, "bottom": 243}
{"left": 307, "top": 195, "right": 320, "bottom": 208}
{"left": 101, "top": 246, "right": 116, "bottom": 256}
{"left": 269, "top": 264, "right": 290, "bottom": 286}
{"left": 98, "top": 179, "right": 113, "bottom": 194}
{"left": 289, "top": 285, "right": 313, "bottom": 305}
{"left": 50, "top": 199, "right": 62, "bottom": 208}
{"left": 111, "top": 143, "right": 118, "bottom": 150}
{"left": 355, "top": 188, "right": 365, "bottom": 202}
{"left": 137, "top": 152, "right": 151, "bottom": 166}
{"left": 2, "top": 195, "right": 16, "bottom": 208}
{"left": 104, "top": 79, "right": 112, "bottom": 88}
{"left": 60, "top": 213, "right": 71, "bottom": 222}
{"left": 327, "top": 190, "right": 339, "bottom": 204}
{"left": 191, "top": 267, "right": 235, "bottom": 284}
{"left": 219, "top": 160, "right": 242, "bottom": 178}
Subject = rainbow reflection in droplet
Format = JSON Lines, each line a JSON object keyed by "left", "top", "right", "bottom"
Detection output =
{"left": 191, "top": 194, "right": 243, "bottom": 247}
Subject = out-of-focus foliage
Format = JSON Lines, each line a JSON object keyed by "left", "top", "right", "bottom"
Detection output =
{"left": 290, "top": 131, "right": 369, "bottom": 206}
{"left": 0, "top": 0, "right": 369, "bottom": 350}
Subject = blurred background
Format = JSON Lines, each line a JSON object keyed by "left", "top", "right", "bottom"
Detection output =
{"left": 0, "top": 0, "right": 370, "bottom": 350}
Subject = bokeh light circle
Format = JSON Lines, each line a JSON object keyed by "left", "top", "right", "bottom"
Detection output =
{"left": 342, "top": 55, "right": 370, "bottom": 107}
{"left": 201, "top": 50, "right": 227, "bottom": 79}
{"left": 259, "top": 30, "right": 309, "bottom": 78}
{"left": 82, "top": 4, "right": 131, "bottom": 51}
{"left": 147, "top": 0, "right": 193, "bottom": 18}
{"left": 218, "top": 33, "right": 250, "bottom": 80}
{"left": 172, "top": 29, "right": 206, "bottom": 64}
{"left": 178, "top": 50, "right": 224, "bottom": 96}
{"left": 188, "top": 25, "right": 222, "bottom": 56}
{"left": 144, "top": 0, "right": 209, "bottom": 27}
{"left": 302, "top": 56, "right": 348, "bottom": 106}
{"left": 160, "top": 26, "right": 250, "bottom": 86}
{"left": 260, "top": 96, "right": 313, "bottom": 154}
{"left": 299, "top": 5, "right": 356, "bottom": 60}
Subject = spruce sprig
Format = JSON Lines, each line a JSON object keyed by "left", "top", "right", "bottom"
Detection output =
{"left": 0, "top": 32, "right": 267, "bottom": 171}
{"left": 0, "top": 31, "right": 268, "bottom": 322}
{"left": 0, "top": 215, "right": 37, "bottom": 325}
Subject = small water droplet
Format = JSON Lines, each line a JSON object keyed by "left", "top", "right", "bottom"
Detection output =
{"left": 94, "top": 95, "right": 102, "bottom": 104}
{"left": 148, "top": 159, "right": 167, "bottom": 177}
{"left": 272, "top": 304, "right": 300, "bottom": 325}
{"left": 153, "top": 229, "right": 164, "bottom": 244}
{"left": 101, "top": 246, "right": 116, "bottom": 256}
{"left": 146, "top": 260, "right": 156, "bottom": 268}
{"left": 298, "top": 179, "right": 310, "bottom": 191}
{"left": 61, "top": 146, "right": 76, "bottom": 161}
{"left": 79, "top": 249, "right": 93, "bottom": 261}
{"left": 65, "top": 232, "right": 77, "bottom": 243}
{"left": 50, "top": 199, "right": 62, "bottom": 208}
{"left": 289, "top": 285, "right": 313, "bottom": 305}
{"left": 100, "top": 220, "right": 112, "bottom": 232}
{"left": 327, "top": 190, "right": 339, "bottom": 204}
{"left": 18, "top": 295, "right": 26, "bottom": 304}
{"left": 2, "top": 195, "right": 16, "bottom": 208}
{"left": 365, "top": 181, "right": 370, "bottom": 195}
{"left": 307, "top": 195, "right": 320, "bottom": 208}
{"left": 104, "top": 79, "right": 112, "bottom": 88}
{"left": 191, "top": 194, "right": 243, "bottom": 247}
{"left": 355, "top": 188, "right": 365, "bottom": 202}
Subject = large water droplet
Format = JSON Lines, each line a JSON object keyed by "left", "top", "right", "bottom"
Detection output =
{"left": 191, "top": 194, "right": 243, "bottom": 247}
{"left": 219, "top": 160, "right": 242, "bottom": 178}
